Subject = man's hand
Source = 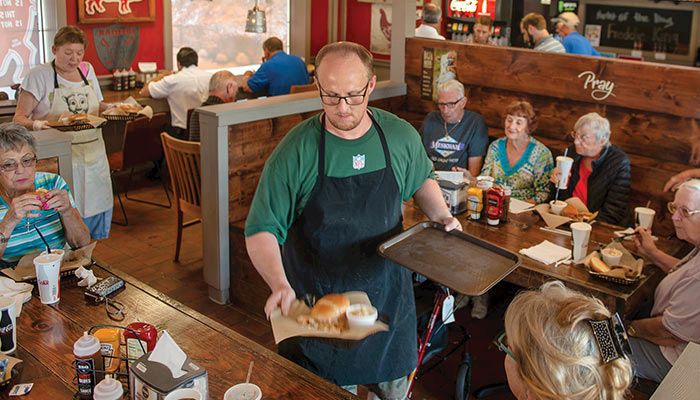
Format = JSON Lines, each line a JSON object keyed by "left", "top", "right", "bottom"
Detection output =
{"left": 265, "top": 284, "right": 297, "bottom": 319}
{"left": 441, "top": 216, "right": 462, "bottom": 232}
{"left": 451, "top": 166, "right": 471, "bottom": 180}
{"left": 44, "top": 189, "right": 72, "bottom": 214}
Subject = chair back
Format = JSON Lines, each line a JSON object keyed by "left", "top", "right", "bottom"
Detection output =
{"left": 160, "top": 132, "right": 201, "bottom": 213}
{"left": 290, "top": 82, "right": 317, "bottom": 94}
{"left": 122, "top": 112, "right": 168, "bottom": 168}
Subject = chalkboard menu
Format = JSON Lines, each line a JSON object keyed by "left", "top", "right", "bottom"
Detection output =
{"left": 584, "top": 4, "right": 692, "bottom": 55}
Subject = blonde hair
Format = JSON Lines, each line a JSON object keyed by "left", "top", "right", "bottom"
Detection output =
{"left": 505, "top": 281, "right": 633, "bottom": 400}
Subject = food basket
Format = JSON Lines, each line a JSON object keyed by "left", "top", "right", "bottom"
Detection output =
{"left": 48, "top": 121, "right": 106, "bottom": 131}
{"left": 587, "top": 270, "right": 640, "bottom": 286}
{"left": 102, "top": 113, "right": 139, "bottom": 121}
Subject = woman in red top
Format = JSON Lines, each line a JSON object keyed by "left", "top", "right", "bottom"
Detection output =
{"left": 549, "top": 113, "right": 631, "bottom": 226}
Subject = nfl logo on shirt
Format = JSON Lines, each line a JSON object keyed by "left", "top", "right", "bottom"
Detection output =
{"left": 352, "top": 154, "right": 366, "bottom": 170}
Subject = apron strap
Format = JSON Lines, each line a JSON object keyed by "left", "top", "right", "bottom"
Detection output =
{"left": 52, "top": 60, "right": 90, "bottom": 89}
{"left": 318, "top": 109, "right": 393, "bottom": 178}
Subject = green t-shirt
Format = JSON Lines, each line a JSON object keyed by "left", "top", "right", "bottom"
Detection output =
{"left": 245, "top": 107, "right": 433, "bottom": 244}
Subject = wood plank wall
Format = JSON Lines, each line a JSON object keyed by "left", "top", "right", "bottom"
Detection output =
{"left": 404, "top": 38, "right": 700, "bottom": 236}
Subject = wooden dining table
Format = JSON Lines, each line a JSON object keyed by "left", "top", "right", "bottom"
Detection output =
{"left": 402, "top": 202, "right": 686, "bottom": 317}
{"left": 0, "top": 261, "right": 358, "bottom": 399}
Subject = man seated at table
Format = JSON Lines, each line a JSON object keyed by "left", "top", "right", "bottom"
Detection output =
{"left": 420, "top": 79, "right": 488, "bottom": 178}
{"left": 139, "top": 47, "right": 211, "bottom": 140}
{"left": 415, "top": 3, "right": 445, "bottom": 40}
{"left": 552, "top": 12, "right": 600, "bottom": 56}
{"left": 188, "top": 71, "right": 238, "bottom": 142}
{"left": 467, "top": 16, "right": 495, "bottom": 45}
{"left": 242, "top": 37, "right": 309, "bottom": 97}
{"left": 0, "top": 123, "right": 90, "bottom": 263}
{"left": 520, "top": 13, "right": 565, "bottom": 53}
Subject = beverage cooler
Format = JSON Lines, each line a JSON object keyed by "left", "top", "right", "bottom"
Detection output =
{"left": 442, "top": 0, "right": 511, "bottom": 46}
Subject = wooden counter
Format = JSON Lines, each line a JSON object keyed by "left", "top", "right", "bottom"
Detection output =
{"left": 0, "top": 260, "right": 357, "bottom": 399}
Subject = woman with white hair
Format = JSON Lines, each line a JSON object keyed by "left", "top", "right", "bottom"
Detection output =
{"left": 550, "top": 112, "right": 631, "bottom": 225}
{"left": 629, "top": 178, "right": 700, "bottom": 382}
{"left": 500, "top": 280, "right": 633, "bottom": 400}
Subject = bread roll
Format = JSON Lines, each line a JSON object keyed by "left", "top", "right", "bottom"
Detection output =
{"left": 590, "top": 256, "right": 611, "bottom": 273}
{"left": 310, "top": 293, "right": 350, "bottom": 323}
{"left": 562, "top": 204, "right": 579, "bottom": 218}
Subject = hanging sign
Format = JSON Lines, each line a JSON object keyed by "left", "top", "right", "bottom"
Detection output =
{"left": 93, "top": 24, "right": 139, "bottom": 70}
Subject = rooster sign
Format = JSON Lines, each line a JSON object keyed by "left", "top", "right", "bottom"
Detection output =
{"left": 370, "top": 4, "right": 392, "bottom": 55}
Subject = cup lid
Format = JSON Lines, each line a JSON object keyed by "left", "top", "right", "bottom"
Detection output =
{"left": 224, "top": 383, "right": 262, "bottom": 400}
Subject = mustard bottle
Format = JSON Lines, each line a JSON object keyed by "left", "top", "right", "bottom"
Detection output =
{"left": 94, "top": 328, "right": 121, "bottom": 374}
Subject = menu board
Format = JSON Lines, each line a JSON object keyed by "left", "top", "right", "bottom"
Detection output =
{"left": 0, "top": 0, "right": 40, "bottom": 87}
{"left": 584, "top": 4, "right": 692, "bottom": 55}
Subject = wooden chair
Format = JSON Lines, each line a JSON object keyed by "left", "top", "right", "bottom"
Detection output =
{"left": 108, "top": 112, "right": 171, "bottom": 226}
{"left": 160, "top": 133, "right": 202, "bottom": 262}
{"left": 290, "top": 82, "right": 317, "bottom": 94}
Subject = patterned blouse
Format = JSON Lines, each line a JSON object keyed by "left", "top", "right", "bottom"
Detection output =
{"left": 480, "top": 136, "right": 553, "bottom": 203}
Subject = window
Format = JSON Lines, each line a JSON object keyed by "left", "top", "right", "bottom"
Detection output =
{"left": 0, "top": 0, "right": 60, "bottom": 99}
{"left": 171, "top": 0, "right": 290, "bottom": 74}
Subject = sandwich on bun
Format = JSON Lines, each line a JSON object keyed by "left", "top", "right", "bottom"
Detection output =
{"left": 298, "top": 293, "right": 351, "bottom": 332}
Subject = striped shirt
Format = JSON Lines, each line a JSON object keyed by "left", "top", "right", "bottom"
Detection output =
{"left": 534, "top": 36, "right": 566, "bottom": 53}
{"left": 0, "top": 173, "right": 75, "bottom": 263}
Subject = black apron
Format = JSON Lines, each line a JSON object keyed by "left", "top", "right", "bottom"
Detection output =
{"left": 279, "top": 112, "right": 417, "bottom": 386}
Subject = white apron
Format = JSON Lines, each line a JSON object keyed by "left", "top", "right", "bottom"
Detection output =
{"left": 46, "top": 61, "right": 112, "bottom": 218}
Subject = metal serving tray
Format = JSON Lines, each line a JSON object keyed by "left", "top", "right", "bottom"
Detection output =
{"left": 378, "top": 221, "right": 521, "bottom": 296}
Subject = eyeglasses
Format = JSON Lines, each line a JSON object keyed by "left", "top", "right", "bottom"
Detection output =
{"left": 436, "top": 97, "right": 464, "bottom": 109}
{"left": 317, "top": 80, "right": 370, "bottom": 106}
{"left": 569, "top": 130, "right": 595, "bottom": 143}
{"left": 493, "top": 331, "right": 516, "bottom": 360}
{"left": 0, "top": 154, "right": 37, "bottom": 172}
{"left": 667, "top": 202, "right": 700, "bottom": 219}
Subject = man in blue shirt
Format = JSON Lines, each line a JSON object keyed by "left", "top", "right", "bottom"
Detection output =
{"left": 242, "top": 37, "right": 310, "bottom": 96}
{"left": 553, "top": 12, "right": 600, "bottom": 56}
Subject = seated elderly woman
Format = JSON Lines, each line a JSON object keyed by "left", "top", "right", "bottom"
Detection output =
{"left": 0, "top": 123, "right": 90, "bottom": 263}
{"left": 501, "top": 281, "right": 633, "bottom": 400}
{"left": 629, "top": 178, "right": 700, "bottom": 382}
{"left": 550, "top": 112, "right": 631, "bottom": 225}
{"left": 480, "top": 101, "right": 553, "bottom": 203}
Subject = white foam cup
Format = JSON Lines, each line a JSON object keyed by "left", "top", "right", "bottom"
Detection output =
{"left": 556, "top": 156, "right": 574, "bottom": 189}
{"left": 33, "top": 253, "right": 62, "bottom": 304}
{"left": 570, "top": 222, "right": 592, "bottom": 263}
{"left": 224, "top": 383, "right": 262, "bottom": 400}
{"left": 164, "top": 387, "right": 204, "bottom": 400}
{"left": 635, "top": 207, "right": 656, "bottom": 230}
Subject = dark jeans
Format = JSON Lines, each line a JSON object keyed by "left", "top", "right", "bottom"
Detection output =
{"left": 165, "top": 125, "right": 188, "bottom": 140}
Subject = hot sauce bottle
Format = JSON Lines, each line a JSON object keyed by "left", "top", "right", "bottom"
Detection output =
{"left": 485, "top": 186, "right": 505, "bottom": 226}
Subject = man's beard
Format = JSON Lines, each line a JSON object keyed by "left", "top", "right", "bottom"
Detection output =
{"left": 326, "top": 111, "right": 363, "bottom": 132}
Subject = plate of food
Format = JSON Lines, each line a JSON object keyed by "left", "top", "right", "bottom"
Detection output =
{"left": 102, "top": 103, "right": 143, "bottom": 121}
{"left": 48, "top": 113, "right": 106, "bottom": 131}
{"left": 584, "top": 243, "right": 643, "bottom": 285}
{"left": 536, "top": 197, "right": 598, "bottom": 229}
{"left": 270, "top": 291, "right": 387, "bottom": 344}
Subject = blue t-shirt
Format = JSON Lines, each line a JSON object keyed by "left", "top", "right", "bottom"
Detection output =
{"left": 562, "top": 32, "right": 600, "bottom": 56}
{"left": 246, "top": 51, "right": 310, "bottom": 96}
{"left": 0, "top": 173, "right": 75, "bottom": 262}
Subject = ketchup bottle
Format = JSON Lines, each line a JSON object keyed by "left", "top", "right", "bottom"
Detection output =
{"left": 485, "top": 186, "right": 505, "bottom": 226}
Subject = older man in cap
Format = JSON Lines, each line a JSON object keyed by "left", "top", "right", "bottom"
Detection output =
{"left": 553, "top": 12, "right": 600, "bottom": 56}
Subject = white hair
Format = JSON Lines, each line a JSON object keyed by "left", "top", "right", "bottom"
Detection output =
{"left": 208, "top": 70, "right": 236, "bottom": 93}
{"left": 574, "top": 112, "right": 611, "bottom": 145}
{"left": 680, "top": 179, "right": 700, "bottom": 193}
{"left": 437, "top": 79, "right": 465, "bottom": 98}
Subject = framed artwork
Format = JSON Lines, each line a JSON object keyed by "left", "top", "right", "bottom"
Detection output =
{"left": 78, "top": 0, "right": 157, "bottom": 24}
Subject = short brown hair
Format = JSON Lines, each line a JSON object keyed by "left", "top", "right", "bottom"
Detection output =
{"left": 263, "top": 37, "right": 283, "bottom": 52}
{"left": 53, "top": 26, "right": 87, "bottom": 48}
{"left": 505, "top": 100, "right": 538, "bottom": 133}
{"left": 177, "top": 47, "right": 198, "bottom": 67}
{"left": 474, "top": 16, "right": 493, "bottom": 29}
{"left": 521, "top": 13, "right": 546, "bottom": 31}
{"left": 315, "top": 41, "right": 374, "bottom": 80}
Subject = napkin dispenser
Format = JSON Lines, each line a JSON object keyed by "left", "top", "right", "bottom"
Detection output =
{"left": 438, "top": 179, "right": 468, "bottom": 215}
{"left": 129, "top": 352, "right": 208, "bottom": 400}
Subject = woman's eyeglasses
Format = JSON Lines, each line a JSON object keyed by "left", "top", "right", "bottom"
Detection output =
{"left": 667, "top": 202, "right": 700, "bottom": 219}
{"left": 569, "top": 130, "right": 594, "bottom": 143}
{"left": 436, "top": 97, "right": 464, "bottom": 109}
{"left": 0, "top": 154, "right": 37, "bottom": 172}
{"left": 493, "top": 331, "right": 516, "bottom": 360}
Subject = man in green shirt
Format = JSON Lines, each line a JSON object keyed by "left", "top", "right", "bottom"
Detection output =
{"left": 245, "top": 42, "right": 460, "bottom": 399}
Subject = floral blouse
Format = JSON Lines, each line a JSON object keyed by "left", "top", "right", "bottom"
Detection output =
{"left": 480, "top": 136, "right": 553, "bottom": 203}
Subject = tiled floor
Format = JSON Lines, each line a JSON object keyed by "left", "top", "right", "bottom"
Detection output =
{"left": 96, "top": 179, "right": 650, "bottom": 400}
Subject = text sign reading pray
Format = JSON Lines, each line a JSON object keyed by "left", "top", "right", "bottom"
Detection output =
{"left": 577, "top": 71, "right": 615, "bottom": 101}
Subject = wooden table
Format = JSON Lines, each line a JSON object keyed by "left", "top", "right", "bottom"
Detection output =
{"left": 403, "top": 203, "right": 685, "bottom": 317}
{"left": 0, "top": 262, "right": 357, "bottom": 399}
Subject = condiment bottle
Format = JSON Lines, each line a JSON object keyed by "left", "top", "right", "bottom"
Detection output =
{"left": 467, "top": 187, "right": 483, "bottom": 220}
{"left": 500, "top": 185, "right": 511, "bottom": 223}
{"left": 112, "top": 70, "right": 120, "bottom": 91}
{"left": 94, "top": 328, "right": 121, "bottom": 374}
{"left": 123, "top": 322, "right": 157, "bottom": 364}
{"left": 74, "top": 332, "right": 105, "bottom": 399}
{"left": 485, "top": 186, "right": 505, "bottom": 226}
{"left": 93, "top": 376, "right": 124, "bottom": 400}
{"left": 476, "top": 176, "right": 494, "bottom": 220}
{"left": 128, "top": 68, "right": 136, "bottom": 89}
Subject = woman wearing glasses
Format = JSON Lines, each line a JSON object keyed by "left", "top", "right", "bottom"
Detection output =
{"left": 548, "top": 112, "right": 631, "bottom": 225}
{"left": 480, "top": 101, "right": 553, "bottom": 203}
{"left": 0, "top": 123, "right": 90, "bottom": 263}
{"left": 500, "top": 281, "right": 633, "bottom": 399}
{"left": 629, "top": 179, "right": 700, "bottom": 382}
{"left": 13, "top": 26, "right": 113, "bottom": 239}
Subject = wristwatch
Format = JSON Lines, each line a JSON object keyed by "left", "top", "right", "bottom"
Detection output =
{"left": 627, "top": 324, "right": 637, "bottom": 337}
{"left": 0, "top": 232, "right": 7, "bottom": 244}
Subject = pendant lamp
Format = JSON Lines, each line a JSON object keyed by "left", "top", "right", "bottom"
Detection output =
{"left": 245, "top": 0, "right": 267, "bottom": 33}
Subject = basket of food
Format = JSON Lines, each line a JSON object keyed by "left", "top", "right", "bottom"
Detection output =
{"left": 48, "top": 113, "right": 106, "bottom": 131}
{"left": 584, "top": 244, "right": 643, "bottom": 286}
{"left": 102, "top": 103, "right": 143, "bottom": 121}
{"left": 535, "top": 197, "right": 598, "bottom": 229}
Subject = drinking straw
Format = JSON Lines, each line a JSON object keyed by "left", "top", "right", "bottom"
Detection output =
{"left": 246, "top": 360, "right": 254, "bottom": 383}
{"left": 33, "top": 225, "right": 51, "bottom": 253}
